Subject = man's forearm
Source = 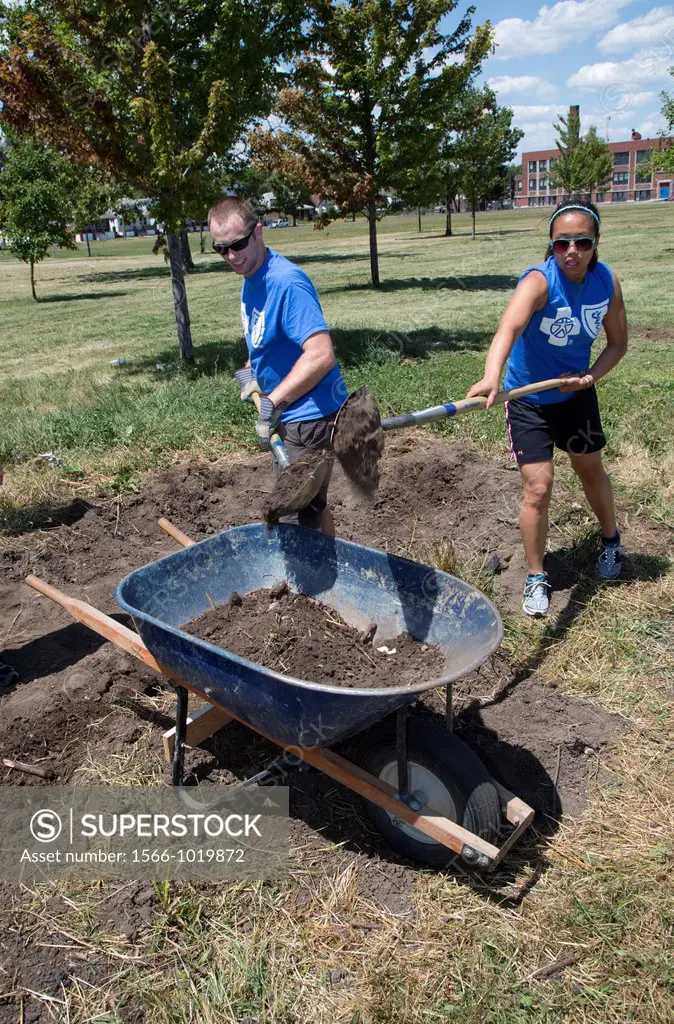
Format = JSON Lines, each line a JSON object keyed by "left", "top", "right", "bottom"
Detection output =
{"left": 268, "top": 350, "right": 335, "bottom": 408}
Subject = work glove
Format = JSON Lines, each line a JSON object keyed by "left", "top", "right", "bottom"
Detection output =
{"left": 233, "top": 366, "right": 260, "bottom": 403}
{"left": 255, "top": 397, "right": 286, "bottom": 451}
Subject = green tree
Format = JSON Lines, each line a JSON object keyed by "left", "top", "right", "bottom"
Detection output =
{"left": 70, "top": 168, "right": 124, "bottom": 257}
{"left": 455, "top": 88, "right": 523, "bottom": 238}
{"left": 0, "top": 136, "right": 77, "bottom": 299}
{"left": 649, "top": 79, "right": 674, "bottom": 174}
{"left": 0, "top": 0, "right": 303, "bottom": 359}
{"left": 550, "top": 106, "right": 612, "bottom": 197}
{"left": 253, "top": 1, "right": 492, "bottom": 287}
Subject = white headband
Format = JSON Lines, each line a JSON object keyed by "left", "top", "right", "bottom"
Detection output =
{"left": 550, "top": 205, "right": 600, "bottom": 229}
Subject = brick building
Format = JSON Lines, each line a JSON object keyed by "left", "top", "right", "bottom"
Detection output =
{"left": 515, "top": 129, "right": 673, "bottom": 208}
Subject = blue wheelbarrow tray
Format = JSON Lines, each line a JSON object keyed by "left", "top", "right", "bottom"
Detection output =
{"left": 116, "top": 524, "right": 503, "bottom": 749}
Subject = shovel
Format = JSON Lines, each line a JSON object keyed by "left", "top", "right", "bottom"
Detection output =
{"left": 250, "top": 391, "right": 333, "bottom": 522}
{"left": 328, "top": 377, "right": 570, "bottom": 495}
{"left": 378, "top": 376, "right": 569, "bottom": 430}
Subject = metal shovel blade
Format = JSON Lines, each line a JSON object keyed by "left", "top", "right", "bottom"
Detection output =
{"left": 263, "top": 449, "right": 334, "bottom": 525}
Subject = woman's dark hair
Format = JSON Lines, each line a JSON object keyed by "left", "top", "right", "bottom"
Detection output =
{"left": 546, "top": 195, "right": 601, "bottom": 270}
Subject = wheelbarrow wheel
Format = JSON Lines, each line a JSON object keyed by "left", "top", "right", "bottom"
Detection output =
{"left": 356, "top": 717, "right": 501, "bottom": 869}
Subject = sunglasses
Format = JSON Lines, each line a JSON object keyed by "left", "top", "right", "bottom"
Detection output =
{"left": 212, "top": 226, "right": 256, "bottom": 256}
{"left": 551, "top": 236, "right": 595, "bottom": 255}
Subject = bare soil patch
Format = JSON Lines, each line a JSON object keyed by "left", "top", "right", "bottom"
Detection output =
{"left": 1, "top": 434, "right": 669, "bottom": 1019}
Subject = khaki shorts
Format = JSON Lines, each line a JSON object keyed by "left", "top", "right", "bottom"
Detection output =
{"left": 276, "top": 415, "right": 335, "bottom": 530}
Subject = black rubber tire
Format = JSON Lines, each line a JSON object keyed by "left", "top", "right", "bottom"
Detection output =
{"left": 356, "top": 717, "right": 502, "bottom": 869}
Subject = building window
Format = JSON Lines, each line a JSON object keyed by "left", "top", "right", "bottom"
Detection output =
{"left": 636, "top": 170, "right": 651, "bottom": 184}
{"left": 539, "top": 177, "right": 548, "bottom": 189}
{"left": 517, "top": 179, "right": 522, "bottom": 191}
{"left": 529, "top": 178, "right": 537, "bottom": 191}
{"left": 613, "top": 171, "right": 628, "bottom": 184}
{"left": 613, "top": 151, "right": 629, "bottom": 166}
{"left": 529, "top": 160, "right": 537, "bottom": 172}
{"left": 636, "top": 149, "right": 651, "bottom": 164}
{"left": 549, "top": 158, "right": 557, "bottom": 170}
{"left": 549, "top": 195, "right": 557, "bottom": 205}
{"left": 595, "top": 192, "right": 605, "bottom": 203}
{"left": 528, "top": 198, "right": 536, "bottom": 207}
{"left": 538, "top": 159, "right": 547, "bottom": 171}
{"left": 635, "top": 189, "right": 651, "bottom": 201}
{"left": 538, "top": 196, "right": 546, "bottom": 206}
{"left": 612, "top": 191, "right": 627, "bottom": 202}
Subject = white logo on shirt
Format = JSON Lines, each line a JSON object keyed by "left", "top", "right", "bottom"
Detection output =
{"left": 240, "top": 303, "right": 266, "bottom": 348}
{"left": 581, "top": 300, "right": 610, "bottom": 339}
{"left": 540, "top": 305, "right": 582, "bottom": 347}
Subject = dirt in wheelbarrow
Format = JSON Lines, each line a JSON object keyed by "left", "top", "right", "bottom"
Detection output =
{"left": 186, "top": 581, "right": 445, "bottom": 688}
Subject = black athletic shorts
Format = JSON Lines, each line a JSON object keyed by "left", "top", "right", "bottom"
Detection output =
{"left": 275, "top": 414, "right": 336, "bottom": 529}
{"left": 505, "top": 387, "right": 606, "bottom": 465}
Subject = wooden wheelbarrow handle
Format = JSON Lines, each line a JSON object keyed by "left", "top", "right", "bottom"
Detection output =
{"left": 381, "top": 377, "right": 569, "bottom": 430}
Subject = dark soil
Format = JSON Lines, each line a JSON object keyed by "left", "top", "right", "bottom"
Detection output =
{"left": 262, "top": 449, "right": 333, "bottom": 525}
{"left": 332, "top": 385, "right": 384, "bottom": 494}
{"left": 187, "top": 581, "right": 444, "bottom": 688}
{"left": 0, "top": 435, "right": 670, "bottom": 1020}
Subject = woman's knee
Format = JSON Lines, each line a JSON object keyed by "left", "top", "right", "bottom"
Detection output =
{"left": 521, "top": 469, "right": 553, "bottom": 509}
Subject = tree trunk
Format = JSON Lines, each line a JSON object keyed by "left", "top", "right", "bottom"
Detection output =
{"left": 167, "top": 233, "right": 195, "bottom": 361}
{"left": 85, "top": 234, "right": 92, "bottom": 257}
{"left": 445, "top": 192, "right": 452, "bottom": 237}
{"left": 351, "top": 211, "right": 356, "bottom": 222}
{"left": 30, "top": 261, "right": 37, "bottom": 301}
{"left": 179, "top": 230, "right": 195, "bottom": 271}
{"left": 199, "top": 224, "right": 205, "bottom": 254}
{"left": 471, "top": 204, "right": 476, "bottom": 239}
{"left": 417, "top": 206, "right": 422, "bottom": 232}
{"left": 366, "top": 201, "right": 380, "bottom": 289}
{"left": 292, "top": 210, "right": 297, "bottom": 226}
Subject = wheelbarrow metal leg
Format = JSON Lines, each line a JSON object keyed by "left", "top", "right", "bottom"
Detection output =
{"left": 172, "top": 685, "right": 188, "bottom": 786}
{"left": 445, "top": 683, "right": 453, "bottom": 732}
{"left": 396, "top": 707, "right": 409, "bottom": 796}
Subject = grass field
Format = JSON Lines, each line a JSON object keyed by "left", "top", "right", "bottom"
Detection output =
{"left": 1, "top": 205, "right": 673, "bottom": 1023}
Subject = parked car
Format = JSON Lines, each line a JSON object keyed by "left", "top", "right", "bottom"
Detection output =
{"left": 269, "top": 218, "right": 289, "bottom": 228}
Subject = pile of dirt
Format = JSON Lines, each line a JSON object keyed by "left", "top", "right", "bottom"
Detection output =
{"left": 186, "top": 580, "right": 444, "bottom": 688}
{"left": 332, "top": 385, "right": 384, "bottom": 495}
{"left": 2, "top": 434, "right": 669, "bottom": 1018}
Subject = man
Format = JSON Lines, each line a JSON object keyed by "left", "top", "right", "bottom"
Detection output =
{"left": 208, "top": 197, "right": 347, "bottom": 533}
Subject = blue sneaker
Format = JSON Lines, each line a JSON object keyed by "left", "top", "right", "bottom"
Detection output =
{"left": 597, "top": 530, "right": 622, "bottom": 580}
{"left": 522, "top": 573, "right": 551, "bottom": 617}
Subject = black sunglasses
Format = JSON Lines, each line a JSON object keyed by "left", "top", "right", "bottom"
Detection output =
{"left": 212, "top": 226, "right": 256, "bottom": 256}
{"left": 551, "top": 236, "right": 595, "bottom": 255}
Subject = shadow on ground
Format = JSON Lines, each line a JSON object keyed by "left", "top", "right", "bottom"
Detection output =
{"left": 37, "top": 290, "right": 129, "bottom": 303}
{"left": 116, "top": 324, "right": 493, "bottom": 380}
{"left": 324, "top": 273, "right": 519, "bottom": 295}
{"left": 0, "top": 497, "right": 92, "bottom": 537}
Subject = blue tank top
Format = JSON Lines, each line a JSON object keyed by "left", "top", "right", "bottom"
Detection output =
{"left": 504, "top": 256, "right": 614, "bottom": 404}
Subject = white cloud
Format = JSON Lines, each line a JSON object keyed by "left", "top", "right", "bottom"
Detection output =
{"left": 493, "top": 0, "right": 634, "bottom": 60}
{"left": 568, "top": 48, "right": 674, "bottom": 92}
{"left": 598, "top": 6, "right": 674, "bottom": 54}
{"left": 511, "top": 104, "right": 567, "bottom": 118}
{"left": 487, "top": 75, "right": 557, "bottom": 98}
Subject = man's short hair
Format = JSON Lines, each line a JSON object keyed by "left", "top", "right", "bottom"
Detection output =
{"left": 208, "top": 196, "right": 258, "bottom": 232}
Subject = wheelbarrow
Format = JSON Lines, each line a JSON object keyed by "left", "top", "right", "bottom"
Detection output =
{"left": 25, "top": 519, "right": 534, "bottom": 870}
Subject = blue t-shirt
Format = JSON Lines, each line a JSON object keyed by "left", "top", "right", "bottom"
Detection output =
{"left": 504, "top": 256, "right": 614, "bottom": 404}
{"left": 240, "top": 248, "right": 346, "bottom": 423}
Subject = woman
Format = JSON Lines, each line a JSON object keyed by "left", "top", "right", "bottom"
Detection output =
{"left": 467, "top": 197, "right": 628, "bottom": 616}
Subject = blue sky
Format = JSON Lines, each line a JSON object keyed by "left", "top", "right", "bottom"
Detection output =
{"left": 454, "top": 0, "right": 674, "bottom": 157}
